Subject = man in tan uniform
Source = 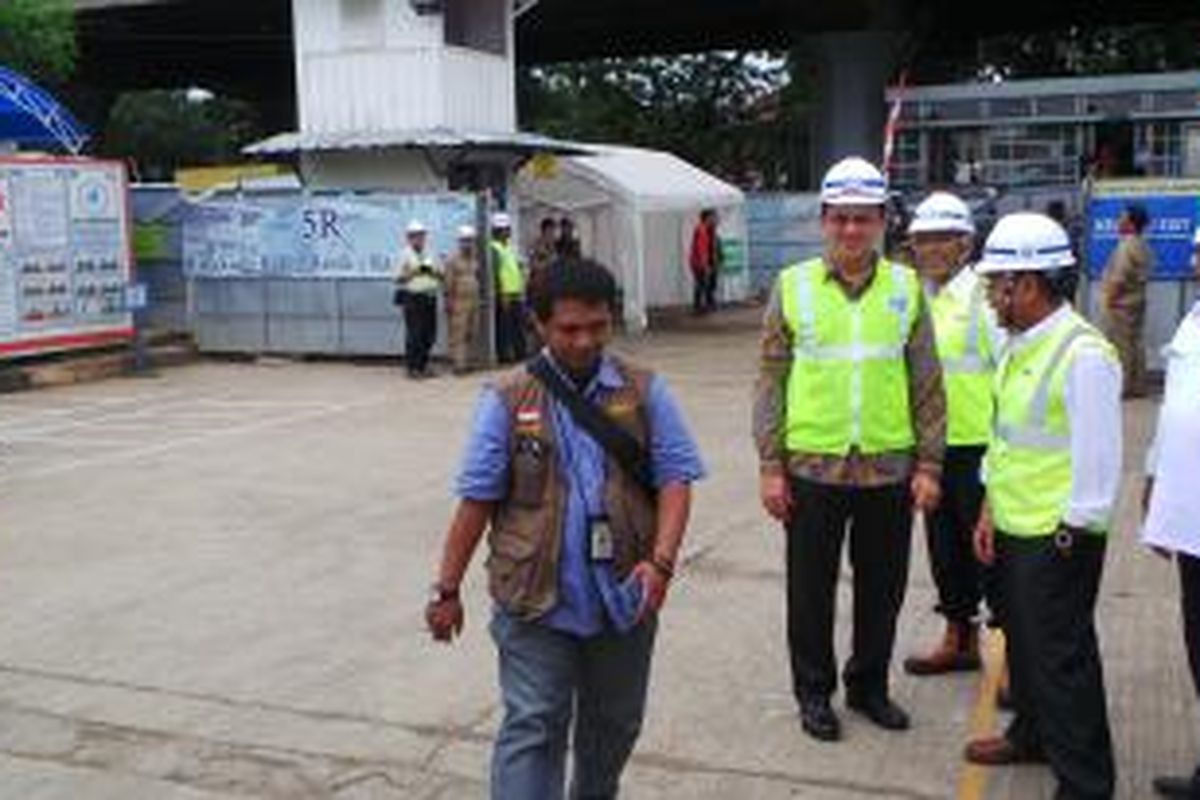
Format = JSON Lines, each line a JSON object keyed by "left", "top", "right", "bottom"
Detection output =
{"left": 444, "top": 225, "right": 481, "bottom": 374}
{"left": 1100, "top": 204, "right": 1153, "bottom": 398}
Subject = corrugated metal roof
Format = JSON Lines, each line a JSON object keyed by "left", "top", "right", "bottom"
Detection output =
{"left": 244, "top": 127, "right": 593, "bottom": 157}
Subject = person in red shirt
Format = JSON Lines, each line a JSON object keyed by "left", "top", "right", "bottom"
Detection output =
{"left": 689, "top": 209, "right": 722, "bottom": 314}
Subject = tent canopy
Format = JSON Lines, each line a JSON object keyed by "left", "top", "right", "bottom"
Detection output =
{"left": 560, "top": 143, "right": 744, "bottom": 213}
{"left": 0, "top": 66, "right": 89, "bottom": 153}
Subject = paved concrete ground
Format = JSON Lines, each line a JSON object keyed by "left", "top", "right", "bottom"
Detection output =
{"left": 0, "top": 309, "right": 1194, "bottom": 799}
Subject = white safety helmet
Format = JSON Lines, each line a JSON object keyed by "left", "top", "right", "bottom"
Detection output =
{"left": 976, "top": 212, "right": 1076, "bottom": 274}
{"left": 491, "top": 212, "right": 512, "bottom": 229}
{"left": 406, "top": 219, "right": 427, "bottom": 235}
{"left": 1193, "top": 226, "right": 1200, "bottom": 246}
{"left": 457, "top": 224, "right": 477, "bottom": 240}
{"left": 908, "top": 191, "right": 974, "bottom": 235}
{"left": 820, "top": 157, "right": 887, "bottom": 206}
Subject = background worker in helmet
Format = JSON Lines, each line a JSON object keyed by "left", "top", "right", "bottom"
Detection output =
{"left": 444, "top": 225, "right": 481, "bottom": 374}
{"left": 754, "top": 157, "right": 946, "bottom": 742}
{"left": 396, "top": 219, "right": 443, "bottom": 379}
{"left": 1099, "top": 203, "right": 1153, "bottom": 398}
{"left": 968, "top": 212, "right": 1121, "bottom": 800}
{"left": 903, "top": 192, "right": 1006, "bottom": 677}
{"left": 1141, "top": 227, "right": 1200, "bottom": 800}
{"left": 491, "top": 212, "right": 527, "bottom": 364}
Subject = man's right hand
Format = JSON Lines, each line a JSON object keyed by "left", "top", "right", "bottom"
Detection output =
{"left": 426, "top": 597, "right": 464, "bottom": 643}
{"left": 760, "top": 472, "right": 793, "bottom": 522}
{"left": 973, "top": 507, "right": 995, "bottom": 566}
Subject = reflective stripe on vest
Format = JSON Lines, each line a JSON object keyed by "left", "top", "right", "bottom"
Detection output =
{"left": 492, "top": 241, "right": 524, "bottom": 297}
{"left": 930, "top": 270, "right": 994, "bottom": 445}
{"left": 985, "top": 315, "right": 1117, "bottom": 537}
{"left": 780, "top": 258, "right": 918, "bottom": 454}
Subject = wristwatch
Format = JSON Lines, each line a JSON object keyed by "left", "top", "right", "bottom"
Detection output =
{"left": 428, "top": 583, "right": 460, "bottom": 604}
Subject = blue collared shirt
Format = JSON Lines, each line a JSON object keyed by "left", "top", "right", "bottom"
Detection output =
{"left": 455, "top": 353, "right": 705, "bottom": 637}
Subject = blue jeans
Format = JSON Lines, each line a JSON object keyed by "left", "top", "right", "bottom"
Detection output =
{"left": 489, "top": 610, "right": 658, "bottom": 800}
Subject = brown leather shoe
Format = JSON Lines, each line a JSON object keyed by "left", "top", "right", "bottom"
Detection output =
{"left": 964, "top": 736, "right": 1045, "bottom": 765}
{"left": 904, "top": 621, "right": 981, "bottom": 675}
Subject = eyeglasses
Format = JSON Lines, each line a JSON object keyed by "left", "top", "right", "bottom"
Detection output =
{"left": 825, "top": 212, "right": 881, "bottom": 228}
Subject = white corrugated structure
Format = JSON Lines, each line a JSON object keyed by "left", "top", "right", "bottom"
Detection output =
{"left": 516, "top": 144, "right": 749, "bottom": 331}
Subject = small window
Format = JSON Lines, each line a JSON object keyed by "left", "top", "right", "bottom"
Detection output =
{"left": 444, "top": 0, "right": 506, "bottom": 56}
{"left": 341, "top": 0, "right": 384, "bottom": 49}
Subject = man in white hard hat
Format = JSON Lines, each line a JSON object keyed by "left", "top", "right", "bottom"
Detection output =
{"left": 491, "top": 212, "right": 527, "bottom": 364}
{"left": 1143, "top": 227, "right": 1200, "bottom": 799}
{"left": 967, "top": 212, "right": 1120, "bottom": 800}
{"left": 754, "top": 156, "right": 946, "bottom": 741}
{"left": 395, "top": 219, "right": 443, "bottom": 379}
{"left": 903, "top": 192, "right": 1006, "bottom": 677}
{"left": 445, "top": 225, "right": 481, "bottom": 374}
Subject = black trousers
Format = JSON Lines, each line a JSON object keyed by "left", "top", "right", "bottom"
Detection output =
{"left": 926, "top": 445, "right": 1000, "bottom": 625}
{"left": 1180, "top": 554, "right": 1200, "bottom": 784}
{"left": 692, "top": 270, "right": 717, "bottom": 313}
{"left": 497, "top": 298, "right": 527, "bottom": 364}
{"left": 785, "top": 478, "right": 912, "bottom": 703}
{"left": 404, "top": 293, "right": 437, "bottom": 374}
{"left": 999, "top": 531, "right": 1114, "bottom": 800}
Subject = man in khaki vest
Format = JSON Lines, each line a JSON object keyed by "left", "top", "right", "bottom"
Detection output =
{"left": 444, "top": 225, "right": 481, "bottom": 374}
{"left": 426, "top": 258, "right": 705, "bottom": 800}
{"left": 1100, "top": 204, "right": 1153, "bottom": 398}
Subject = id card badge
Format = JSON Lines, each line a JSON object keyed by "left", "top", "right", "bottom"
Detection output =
{"left": 590, "top": 517, "right": 615, "bottom": 561}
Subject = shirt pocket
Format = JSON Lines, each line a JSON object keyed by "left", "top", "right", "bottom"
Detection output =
{"left": 509, "top": 434, "right": 553, "bottom": 508}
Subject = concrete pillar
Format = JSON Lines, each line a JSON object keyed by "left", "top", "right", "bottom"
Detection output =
{"left": 808, "top": 30, "right": 899, "bottom": 186}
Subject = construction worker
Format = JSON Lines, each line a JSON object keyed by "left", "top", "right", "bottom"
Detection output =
{"left": 444, "top": 225, "right": 481, "bottom": 374}
{"left": 1100, "top": 204, "right": 1153, "bottom": 398}
{"left": 903, "top": 192, "right": 1005, "bottom": 677}
{"left": 395, "top": 219, "right": 443, "bottom": 379}
{"left": 967, "top": 212, "right": 1121, "bottom": 800}
{"left": 1142, "top": 227, "right": 1200, "bottom": 800}
{"left": 426, "top": 258, "right": 705, "bottom": 799}
{"left": 491, "top": 212, "right": 527, "bottom": 364}
{"left": 754, "top": 156, "right": 946, "bottom": 742}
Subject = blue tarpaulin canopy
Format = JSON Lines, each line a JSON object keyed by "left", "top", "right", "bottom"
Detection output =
{"left": 0, "top": 65, "right": 88, "bottom": 154}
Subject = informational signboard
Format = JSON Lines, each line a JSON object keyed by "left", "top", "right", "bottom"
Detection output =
{"left": 182, "top": 192, "right": 477, "bottom": 279}
{"left": 1087, "top": 179, "right": 1200, "bottom": 279}
{"left": 0, "top": 158, "right": 134, "bottom": 358}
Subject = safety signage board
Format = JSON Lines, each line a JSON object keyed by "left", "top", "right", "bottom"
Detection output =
{"left": 0, "top": 157, "right": 134, "bottom": 358}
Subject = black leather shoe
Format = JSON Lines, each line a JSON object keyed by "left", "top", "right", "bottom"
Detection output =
{"left": 846, "top": 693, "right": 911, "bottom": 731}
{"left": 799, "top": 699, "right": 841, "bottom": 742}
{"left": 1153, "top": 775, "right": 1200, "bottom": 798}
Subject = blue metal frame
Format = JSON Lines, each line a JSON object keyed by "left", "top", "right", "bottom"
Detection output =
{"left": 0, "top": 65, "right": 88, "bottom": 154}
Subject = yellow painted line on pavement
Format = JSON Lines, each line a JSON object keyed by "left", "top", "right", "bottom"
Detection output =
{"left": 957, "top": 629, "right": 1007, "bottom": 800}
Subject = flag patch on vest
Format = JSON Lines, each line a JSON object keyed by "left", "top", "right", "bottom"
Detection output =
{"left": 515, "top": 407, "right": 542, "bottom": 432}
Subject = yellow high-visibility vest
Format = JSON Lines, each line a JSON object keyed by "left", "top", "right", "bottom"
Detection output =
{"left": 779, "top": 257, "right": 919, "bottom": 454}
{"left": 986, "top": 311, "right": 1118, "bottom": 537}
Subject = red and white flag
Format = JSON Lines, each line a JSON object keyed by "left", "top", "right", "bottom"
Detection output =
{"left": 882, "top": 70, "right": 908, "bottom": 177}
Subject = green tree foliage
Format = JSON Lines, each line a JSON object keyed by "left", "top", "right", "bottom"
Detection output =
{"left": 930, "top": 23, "right": 1200, "bottom": 82}
{"left": 519, "top": 51, "right": 810, "bottom": 188}
{"left": 0, "top": 0, "right": 77, "bottom": 84}
{"left": 102, "top": 90, "right": 261, "bottom": 182}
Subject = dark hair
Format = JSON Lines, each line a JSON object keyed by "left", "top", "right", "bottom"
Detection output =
{"left": 540, "top": 217, "right": 557, "bottom": 232}
{"left": 1124, "top": 204, "right": 1149, "bottom": 234}
{"left": 531, "top": 257, "right": 618, "bottom": 321}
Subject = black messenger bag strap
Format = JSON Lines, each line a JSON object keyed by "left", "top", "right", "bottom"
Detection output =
{"left": 526, "top": 355, "right": 656, "bottom": 497}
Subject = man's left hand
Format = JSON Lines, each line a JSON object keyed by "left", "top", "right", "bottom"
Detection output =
{"left": 631, "top": 561, "right": 670, "bottom": 623}
{"left": 911, "top": 471, "right": 941, "bottom": 513}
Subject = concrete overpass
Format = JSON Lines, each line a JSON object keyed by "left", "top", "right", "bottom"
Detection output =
{"left": 70, "top": 0, "right": 1200, "bottom": 180}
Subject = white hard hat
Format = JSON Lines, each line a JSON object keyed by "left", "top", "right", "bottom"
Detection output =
{"left": 1193, "top": 226, "right": 1200, "bottom": 246}
{"left": 491, "top": 212, "right": 512, "bottom": 229}
{"left": 406, "top": 219, "right": 427, "bottom": 235}
{"left": 976, "top": 212, "right": 1076, "bottom": 274}
{"left": 457, "top": 224, "right": 477, "bottom": 239}
{"left": 820, "top": 157, "right": 887, "bottom": 206}
{"left": 908, "top": 191, "right": 974, "bottom": 235}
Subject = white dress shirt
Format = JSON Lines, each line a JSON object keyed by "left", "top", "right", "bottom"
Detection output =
{"left": 1003, "top": 304, "right": 1124, "bottom": 530}
{"left": 1142, "top": 301, "right": 1200, "bottom": 557}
